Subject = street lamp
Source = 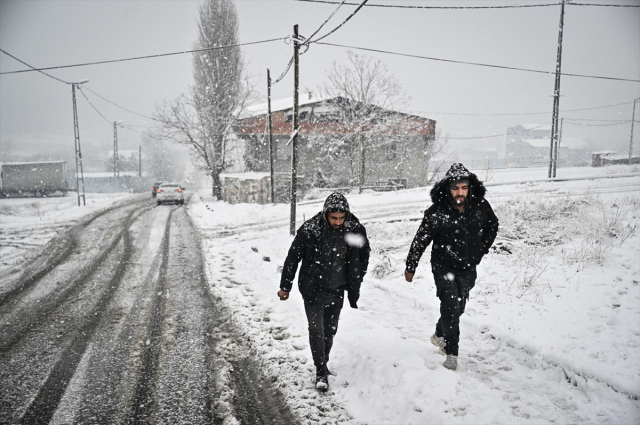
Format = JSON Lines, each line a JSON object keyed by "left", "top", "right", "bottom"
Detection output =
{"left": 71, "top": 80, "right": 89, "bottom": 206}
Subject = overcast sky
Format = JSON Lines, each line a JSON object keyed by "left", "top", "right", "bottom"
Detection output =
{"left": 1, "top": 0, "right": 639, "bottom": 166}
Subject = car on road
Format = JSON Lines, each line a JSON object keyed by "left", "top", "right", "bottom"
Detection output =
{"left": 152, "top": 181, "right": 168, "bottom": 198}
{"left": 156, "top": 182, "right": 185, "bottom": 205}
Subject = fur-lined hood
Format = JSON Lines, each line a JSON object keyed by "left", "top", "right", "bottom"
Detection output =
{"left": 430, "top": 163, "right": 487, "bottom": 208}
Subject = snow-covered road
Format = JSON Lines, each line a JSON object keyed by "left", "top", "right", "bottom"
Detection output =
{"left": 0, "top": 196, "right": 296, "bottom": 424}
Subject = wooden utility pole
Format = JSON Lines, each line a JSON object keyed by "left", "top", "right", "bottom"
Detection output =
{"left": 267, "top": 68, "right": 275, "bottom": 204}
{"left": 548, "top": 0, "right": 566, "bottom": 178}
{"left": 630, "top": 98, "right": 638, "bottom": 165}
{"left": 72, "top": 83, "right": 86, "bottom": 206}
{"left": 290, "top": 24, "right": 300, "bottom": 236}
{"left": 553, "top": 117, "right": 563, "bottom": 177}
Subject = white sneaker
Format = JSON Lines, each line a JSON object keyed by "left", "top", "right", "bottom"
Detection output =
{"left": 443, "top": 354, "right": 458, "bottom": 371}
{"left": 430, "top": 333, "right": 446, "bottom": 356}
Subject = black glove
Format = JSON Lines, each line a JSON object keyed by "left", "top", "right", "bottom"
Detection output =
{"left": 348, "top": 291, "right": 359, "bottom": 309}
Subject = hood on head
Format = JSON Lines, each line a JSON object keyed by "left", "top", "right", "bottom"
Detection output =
{"left": 322, "top": 192, "right": 351, "bottom": 224}
{"left": 430, "top": 162, "right": 486, "bottom": 207}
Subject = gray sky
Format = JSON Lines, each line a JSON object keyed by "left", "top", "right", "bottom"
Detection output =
{"left": 1, "top": 0, "right": 639, "bottom": 166}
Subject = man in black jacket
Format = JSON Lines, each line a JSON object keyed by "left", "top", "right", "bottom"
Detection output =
{"left": 278, "top": 192, "right": 370, "bottom": 392}
{"left": 404, "top": 163, "right": 498, "bottom": 371}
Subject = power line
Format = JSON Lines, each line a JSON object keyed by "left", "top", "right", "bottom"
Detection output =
{"left": 570, "top": 2, "right": 640, "bottom": 7}
{"left": 83, "top": 86, "right": 156, "bottom": 121}
{"left": 449, "top": 123, "right": 551, "bottom": 139}
{"left": 76, "top": 86, "right": 112, "bottom": 124}
{"left": 0, "top": 38, "right": 287, "bottom": 76}
{"left": 295, "top": 0, "right": 561, "bottom": 9}
{"left": 0, "top": 48, "right": 70, "bottom": 84}
{"left": 308, "top": 0, "right": 369, "bottom": 44}
{"left": 314, "top": 42, "right": 640, "bottom": 83}
{"left": 408, "top": 101, "right": 637, "bottom": 117}
{"left": 564, "top": 120, "right": 634, "bottom": 127}
{"left": 306, "top": 0, "right": 348, "bottom": 42}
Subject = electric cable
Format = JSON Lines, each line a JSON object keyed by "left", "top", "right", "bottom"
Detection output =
{"left": 570, "top": 2, "right": 640, "bottom": 7}
{"left": 448, "top": 123, "right": 551, "bottom": 139}
{"left": 306, "top": 0, "right": 348, "bottom": 43}
{"left": 563, "top": 120, "right": 633, "bottom": 126}
{"left": 0, "top": 38, "right": 287, "bottom": 76}
{"left": 308, "top": 0, "right": 369, "bottom": 44}
{"left": 83, "top": 86, "right": 157, "bottom": 121}
{"left": 0, "top": 48, "right": 70, "bottom": 84}
{"left": 76, "top": 86, "right": 112, "bottom": 124}
{"left": 314, "top": 42, "right": 640, "bottom": 83}
{"left": 295, "top": 0, "right": 561, "bottom": 9}
{"left": 408, "top": 101, "right": 637, "bottom": 117}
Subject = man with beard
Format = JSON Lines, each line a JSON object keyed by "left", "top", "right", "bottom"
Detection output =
{"left": 404, "top": 163, "right": 499, "bottom": 371}
{"left": 278, "top": 192, "right": 370, "bottom": 391}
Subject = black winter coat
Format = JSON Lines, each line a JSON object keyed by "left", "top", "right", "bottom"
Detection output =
{"left": 280, "top": 211, "right": 370, "bottom": 308}
{"left": 406, "top": 165, "right": 499, "bottom": 273}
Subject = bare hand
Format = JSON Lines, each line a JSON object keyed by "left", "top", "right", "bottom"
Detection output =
{"left": 404, "top": 271, "right": 414, "bottom": 282}
{"left": 278, "top": 290, "right": 290, "bottom": 301}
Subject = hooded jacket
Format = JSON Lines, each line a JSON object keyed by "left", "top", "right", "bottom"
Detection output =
{"left": 406, "top": 163, "right": 499, "bottom": 273}
{"left": 280, "top": 192, "right": 370, "bottom": 308}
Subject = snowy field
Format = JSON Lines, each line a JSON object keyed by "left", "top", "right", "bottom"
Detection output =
{"left": 188, "top": 165, "right": 640, "bottom": 424}
{"left": 0, "top": 193, "right": 136, "bottom": 279}
{"left": 1, "top": 166, "right": 638, "bottom": 424}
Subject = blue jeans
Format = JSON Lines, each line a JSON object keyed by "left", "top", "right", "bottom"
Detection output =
{"left": 432, "top": 265, "right": 477, "bottom": 356}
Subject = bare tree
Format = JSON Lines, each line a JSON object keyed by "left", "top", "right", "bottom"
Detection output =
{"left": 321, "top": 51, "right": 439, "bottom": 189}
{"left": 154, "top": 0, "right": 252, "bottom": 199}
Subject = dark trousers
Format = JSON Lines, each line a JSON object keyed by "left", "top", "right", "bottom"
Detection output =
{"left": 304, "top": 288, "right": 344, "bottom": 372}
{"left": 432, "top": 265, "right": 477, "bottom": 356}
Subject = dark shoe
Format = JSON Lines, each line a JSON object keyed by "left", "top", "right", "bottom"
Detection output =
{"left": 315, "top": 370, "right": 329, "bottom": 392}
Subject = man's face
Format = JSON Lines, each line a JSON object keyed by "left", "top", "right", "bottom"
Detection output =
{"left": 451, "top": 183, "right": 469, "bottom": 207}
{"left": 327, "top": 211, "right": 346, "bottom": 229}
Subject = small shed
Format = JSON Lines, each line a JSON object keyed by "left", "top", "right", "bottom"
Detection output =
{"left": 221, "top": 172, "right": 271, "bottom": 204}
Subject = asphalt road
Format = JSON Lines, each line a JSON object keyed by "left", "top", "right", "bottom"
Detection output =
{"left": 0, "top": 196, "right": 297, "bottom": 425}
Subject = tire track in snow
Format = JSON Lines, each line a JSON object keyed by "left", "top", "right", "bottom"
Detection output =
{"left": 17, "top": 205, "right": 151, "bottom": 424}
{"left": 129, "top": 208, "right": 174, "bottom": 423}
{"left": 0, "top": 196, "right": 150, "bottom": 310}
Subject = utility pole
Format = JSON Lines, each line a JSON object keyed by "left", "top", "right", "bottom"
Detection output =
{"left": 630, "top": 98, "right": 639, "bottom": 165}
{"left": 267, "top": 68, "right": 275, "bottom": 204}
{"left": 290, "top": 24, "right": 300, "bottom": 236}
{"left": 548, "top": 0, "right": 566, "bottom": 179}
{"left": 553, "top": 117, "right": 563, "bottom": 177}
{"left": 71, "top": 81, "right": 88, "bottom": 206}
{"left": 113, "top": 121, "right": 120, "bottom": 179}
{"left": 138, "top": 145, "right": 142, "bottom": 177}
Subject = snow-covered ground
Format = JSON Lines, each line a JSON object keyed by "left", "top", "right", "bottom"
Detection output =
{"left": 0, "top": 193, "right": 136, "bottom": 277}
{"left": 1, "top": 166, "right": 638, "bottom": 423}
{"left": 188, "top": 165, "right": 640, "bottom": 424}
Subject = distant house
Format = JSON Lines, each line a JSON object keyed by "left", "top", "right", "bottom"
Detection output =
{"left": 235, "top": 94, "right": 436, "bottom": 200}
{"left": 506, "top": 124, "right": 589, "bottom": 167}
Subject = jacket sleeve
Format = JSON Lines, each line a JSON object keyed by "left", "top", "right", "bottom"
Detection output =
{"left": 359, "top": 227, "right": 371, "bottom": 278}
{"left": 405, "top": 210, "right": 435, "bottom": 274}
{"left": 481, "top": 201, "right": 499, "bottom": 255}
{"left": 280, "top": 230, "right": 306, "bottom": 292}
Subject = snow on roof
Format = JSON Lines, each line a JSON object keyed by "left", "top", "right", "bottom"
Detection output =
{"left": 524, "top": 137, "right": 586, "bottom": 149}
{"left": 220, "top": 172, "right": 271, "bottom": 181}
{"left": 244, "top": 93, "right": 326, "bottom": 117}
{"left": 519, "top": 124, "right": 551, "bottom": 131}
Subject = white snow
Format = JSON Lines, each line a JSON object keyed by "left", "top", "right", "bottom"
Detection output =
{"left": 1, "top": 166, "right": 639, "bottom": 423}
{"left": 188, "top": 165, "right": 640, "bottom": 424}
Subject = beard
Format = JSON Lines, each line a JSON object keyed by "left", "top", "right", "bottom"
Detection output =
{"left": 452, "top": 195, "right": 467, "bottom": 207}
